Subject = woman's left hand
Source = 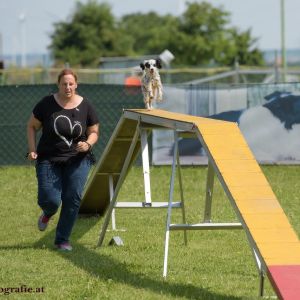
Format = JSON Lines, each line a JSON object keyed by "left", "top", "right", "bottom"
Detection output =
{"left": 76, "top": 141, "right": 91, "bottom": 152}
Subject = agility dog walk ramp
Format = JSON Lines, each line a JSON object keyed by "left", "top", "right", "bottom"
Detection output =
{"left": 80, "top": 109, "right": 300, "bottom": 299}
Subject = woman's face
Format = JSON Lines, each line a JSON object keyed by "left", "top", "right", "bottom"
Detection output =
{"left": 58, "top": 74, "right": 77, "bottom": 99}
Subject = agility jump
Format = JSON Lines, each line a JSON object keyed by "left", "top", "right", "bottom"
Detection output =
{"left": 80, "top": 108, "right": 300, "bottom": 300}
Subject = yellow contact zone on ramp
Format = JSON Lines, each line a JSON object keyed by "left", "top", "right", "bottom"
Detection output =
{"left": 81, "top": 109, "right": 300, "bottom": 298}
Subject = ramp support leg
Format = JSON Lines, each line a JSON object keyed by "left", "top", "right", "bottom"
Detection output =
{"left": 252, "top": 246, "right": 265, "bottom": 297}
{"left": 109, "top": 175, "right": 116, "bottom": 231}
{"left": 163, "top": 130, "right": 180, "bottom": 278}
{"left": 203, "top": 161, "right": 215, "bottom": 222}
{"left": 140, "top": 128, "right": 152, "bottom": 205}
{"left": 259, "top": 271, "right": 265, "bottom": 297}
{"left": 97, "top": 124, "right": 140, "bottom": 247}
{"left": 176, "top": 139, "right": 187, "bottom": 245}
{"left": 107, "top": 127, "right": 152, "bottom": 231}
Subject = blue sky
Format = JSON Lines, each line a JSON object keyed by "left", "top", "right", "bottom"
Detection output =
{"left": 0, "top": 0, "right": 299, "bottom": 56}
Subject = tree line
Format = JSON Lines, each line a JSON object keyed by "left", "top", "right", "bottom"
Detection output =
{"left": 49, "top": 1, "right": 264, "bottom": 67}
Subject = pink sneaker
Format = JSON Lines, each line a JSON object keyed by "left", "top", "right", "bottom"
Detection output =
{"left": 38, "top": 213, "right": 50, "bottom": 231}
{"left": 55, "top": 242, "right": 72, "bottom": 251}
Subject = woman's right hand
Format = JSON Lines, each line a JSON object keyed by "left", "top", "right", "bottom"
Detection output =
{"left": 27, "top": 152, "right": 38, "bottom": 161}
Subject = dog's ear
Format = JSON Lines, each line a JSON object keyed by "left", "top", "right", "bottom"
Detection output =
{"left": 140, "top": 62, "right": 145, "bottom": 70}
{"left": 156, "top": 58, "right": 162, "bottom": 69}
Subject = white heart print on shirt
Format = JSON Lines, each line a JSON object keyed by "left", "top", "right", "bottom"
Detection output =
{"left": 54, "top": 115, "right": 82, "bottom": 147}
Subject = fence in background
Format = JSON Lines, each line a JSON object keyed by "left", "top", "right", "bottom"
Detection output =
{"left": 1, "top": 82, "right": 300, "bottom": 166}
{"left": 1, "top": 66, "right": 299, "bottom": 86}
{"left": 0, "top": 84, "right": 143, "bottom": 165}
{"left": 153, "top": 82, "right": 300, "bottom": 165}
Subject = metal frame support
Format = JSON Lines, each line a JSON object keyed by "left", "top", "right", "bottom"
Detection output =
{"left": 176, "top": 140, "right": 188, "bottom": 246}
{"left": 140, "top": 128, "right": 152, "bottom": 205}
{"left": 97, "top": 123, "right": 140, "bottom": 247}
{"left": 162, "top": 130, "right": 242, "bottom": 278}
{"left": 203, "top": 161, "right": 215, "bottom": 222}
{"left": 109, "top": 175, "right": 116, "bottom": 231}
{"left": 163, "top": 130, "right": 179, "bottom": 278}
{"left": 259, "top": 271, "right": 265, "bottom": 297}
{"left": 107, "top": 127, "right": 152, "bottom": 231}
{"left": 252, "top": 248, "right": 265, "bottom": 297}
{"left": 98, "top": 125, "right": 243, "bottom": 282}
{"left": 100, "top": 111, "right": 267, "bottom": 296}
{"left": 163, "top": 130, "right": 188, "bottom": 278}
{"left": 98, "top": 125, "right": 186, "bottom": 248}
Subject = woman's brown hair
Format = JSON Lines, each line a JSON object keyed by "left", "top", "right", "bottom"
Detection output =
{"left": 57, "top": 69, "right": 78, "bottom": 84}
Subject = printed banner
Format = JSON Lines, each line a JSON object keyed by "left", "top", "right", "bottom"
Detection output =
{"left": 152, "top": 85, "right": 300, "bottom": 165}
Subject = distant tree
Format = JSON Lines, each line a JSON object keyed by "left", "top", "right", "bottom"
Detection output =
{"left": 120, "top": 12, "right": 180, "bottom": 54}
{"left": 49, "top": 1, "right": 132, "bottom": 66}
{"left": 176, "top": 2, "right": 230, "bottom": 65}
{"left": 49, "top": 1, "right": 264, "bottom": 67}
{"left": 119, "top": 2, "right": 264, "bottom": 66}
{"left": 229, "top": 28, "right": 264, "bottom": 66}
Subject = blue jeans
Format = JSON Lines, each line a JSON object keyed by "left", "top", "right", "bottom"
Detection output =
{"left": 35, "top": 157, "right": 91, "bottom": 245}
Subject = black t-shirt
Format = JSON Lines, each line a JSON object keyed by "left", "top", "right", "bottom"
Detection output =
{"left": 33, "top": 95, "right": 99, "bottom": 162}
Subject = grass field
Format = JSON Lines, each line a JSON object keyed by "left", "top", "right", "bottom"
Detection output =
{"left": 0, "top": 164, "right": 300, "bottom": 299}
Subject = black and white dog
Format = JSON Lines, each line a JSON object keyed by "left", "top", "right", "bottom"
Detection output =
{"left": 140, "top": 59, "right": 163, "bottom": 109}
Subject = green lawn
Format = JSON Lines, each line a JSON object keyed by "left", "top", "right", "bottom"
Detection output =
{"left": 0, "top": 164, "right": 299, "bottom": 299}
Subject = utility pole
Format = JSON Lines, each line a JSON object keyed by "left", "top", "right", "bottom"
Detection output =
{"left": 0, "top": 32, "right": 3, "bottom": 78}
{"left": 0, "top": 32, "right": 2, "bottom": 60}
{"left": 19, "top": 13, "right": 26, "bottom": 68}
{"left": 280, "top": 0, "right": 287, "bottom": 82}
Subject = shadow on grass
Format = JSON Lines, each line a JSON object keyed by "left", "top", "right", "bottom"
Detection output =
{"left": 26, "top": 218, "right": 241, "bottom": 300}
{"left": 0, "top": 217, "right": 241, "bottom": 299}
